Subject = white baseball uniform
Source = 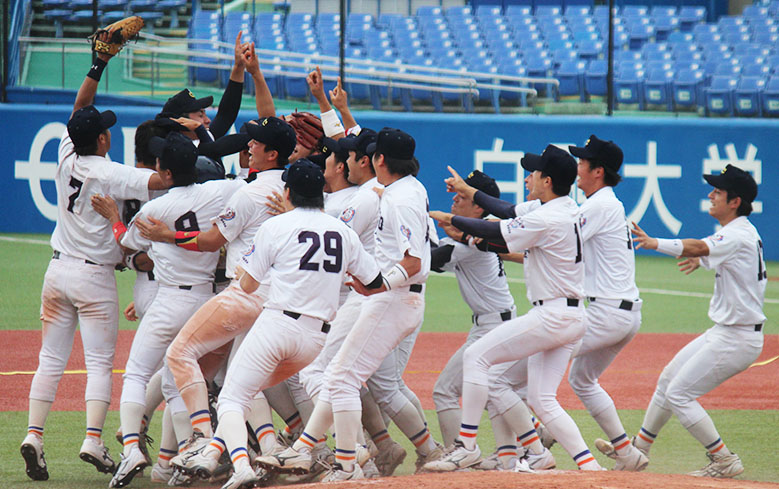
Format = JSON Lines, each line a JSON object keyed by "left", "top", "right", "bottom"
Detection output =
{"left": 646, "top": 217, "right": 765, "bottom": 431}
{"left": 324, "top": 185, "right": 359, "bottom": 218}
{"left": 567, "top": 186, "right": 642, "bottom": 442}
{"left": 459, "top": 195, "right": 599, "bottom": 468}
{"left": 30, "top": 129, "right": 152, "bottom": 409}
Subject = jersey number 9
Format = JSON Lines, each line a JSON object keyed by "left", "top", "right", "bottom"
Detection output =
{"left": 299, "top": 231, "right": 343, "bottom": 273}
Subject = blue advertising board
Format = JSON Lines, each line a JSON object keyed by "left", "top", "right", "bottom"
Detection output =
{"left": 2, "top": 105, "right": 776, "bottom": 259}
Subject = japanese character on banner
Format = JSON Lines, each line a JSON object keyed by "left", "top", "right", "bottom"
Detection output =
{"left": 624, "top": 141, "right": 683, "bottom": 235}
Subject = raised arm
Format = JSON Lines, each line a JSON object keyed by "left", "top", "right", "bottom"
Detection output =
{"left": 329, "top": 77, "right": 358, "bottom": 133}
{"left": 209, "top": 32, "right": 248, "bottom": 138}
{"left": 243, "top": 42, "right": 275, "bottom": 117}
{"left": 72, "top": 45, "right": 112, "bottom": 117}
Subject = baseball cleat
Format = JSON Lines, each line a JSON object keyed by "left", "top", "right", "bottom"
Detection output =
{"left": 79, "top": 437, "right": 117, "bottom": 474}
{"left": 688, "top": 451, "right": 744, "bottom": 478}
{"left": 414, "top": 441, "right": 444, "bottom": 473}
{"left": 526, "top": 447, "right": 556, "bottom": 470}
{"left": 150, "top": 462, "right": 173, "bottom": 483}
{"left": 20, "top": 434, "right": 49, "bottom": 481}
{"left": 170, "top": 441, "right": 219, "bottom": 479}
{"left": 513, "top": 457, "right": 535, "bottom": 474}
{"left": 614, "top": 445, "right": 649, "bottom": 471}
{"left": 356, "top": 444, "right": 372, "bottom": 467}
{"left": 220, "top": 465, "right": 259, "bottom": 489}
{"left": 254, "top": 446, "right": 311, "bottom": 475}
{"left": 374, "top": 440, "right": 406, "bottom": 476}
{"left": 109, "top": 446, "right": 148, "bottom": 488}
{"left": 362, "top": 459, "right": 381, "bottom": 478}
{"left": 422, "top": 439, "right": 481, "bottom": 472}
{"left": 594, "top": 438, "right": 617, "bottom": 459}
{"left": 321, "top": 462, "right": 365, "bottom": 482}
{"left": 473, "top": 451, "right": 500, "bottom": 470}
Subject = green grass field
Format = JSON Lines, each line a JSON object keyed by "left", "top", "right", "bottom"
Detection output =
{"left": 1, "top": 233, "right": 777, "bottom": 487}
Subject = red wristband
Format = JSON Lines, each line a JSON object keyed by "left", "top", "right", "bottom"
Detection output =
{"left": 112, "top": 222, "right": 127, "bottom": 243}
{"left": 175, "top": 230, "right": 200, "bottom": 251}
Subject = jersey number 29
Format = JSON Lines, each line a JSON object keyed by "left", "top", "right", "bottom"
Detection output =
{"left": 299, "top": 231, "right": 343, "bottom": 273}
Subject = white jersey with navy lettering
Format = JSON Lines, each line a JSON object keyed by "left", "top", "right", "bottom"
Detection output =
{"left": 701, "top": 216, "right": 766, "bottom": 326}
{"left": 50, "top": 130, "right": 152, "bottom": 265}
{"left": 214, "top": 169, "right": 281, "bottom": 279}
{"left": 438, "top": 237, "right": 515, "bottom": 316}
{"left": 339, "top": 176, "right": 382, "bottom": 255}
{"left": 500, "top": 196, "right": 584, "bottom": 303}
{"left": 241, "top": 207, "right": 380, "bottom": 322}
{"left": 375, "top": 175, "right": 431, "bottom": 285}
{"left": 122, "top": 179, "right": 243, "bottom": 286}
{"left": 324, "top": 185, "right": 359, "bottom": 218}
{"left": 578, "top": 186, "right": 640, "bottom": 300}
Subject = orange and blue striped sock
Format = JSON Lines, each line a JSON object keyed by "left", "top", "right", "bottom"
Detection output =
{"left": 531, "top": 417, "right": 541, "bottom": 430}
{"left": 293, "top": 431, "right": 318, "bottom": 452}
{"left": 634, "top": 427, "right": 656, "bottom": 453}
{"left": 410, "top": 426, "right": 435, "bottom": 454}
{"left": 122, "top": 433, "right": 140, "bottom": 455}
{"left": 86, "top": 427, "right": 102, "bottom": 441}
{"left": 334, "top": 448, "right": 356, "bottom": 472}
{"left": 497, "top": 444, "right": 518, "bottom": 468}
{"left": 28, "top": 425, "right": 44, "bottom": 438}
{"left": 517, "top": 428, "right": 543, "bottom": 455}
{"left": 706, "top": 437, "right": 729, "bottom": 456}
{"left": 284, "top": 412, "right": 302, "bottom": 438}
{"left": 157, "top": 448, "right": 176, "bottom": 468}
{"left": 208, "top": 436, "right": 226, "bottom": 457}
{"left": 230, "top": 447, "right": 250, "bottom": 471}
{"left": 189, "top": 409, "right": 211, "bottom": 436}
{"left": 254, "top": 423, "right": 276, "bottom": 454}
{"left": 611, "top": 433, "right": 632, "bottom": 457}
{"left": 573, "top": 449, "right": 598, "bottom": 469}
{"left": 458, "top": 423, "right": 478, "bottom": 450}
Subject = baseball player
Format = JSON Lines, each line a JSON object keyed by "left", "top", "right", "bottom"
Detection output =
{"left": 109, "top": 132, "right": 244, "bottom": 488}
{"left": 429, "top": 170, "right": 523, "bottom": 470}
{"left": 598, "top": 164, "right": 764, "bottom": 478}
{"left": 208, "top": 159, "right": 384, "bottom": 489}
{"left": 425, "top": 145, "right": 603, "bottom": 472}
{"left": 557, "top": 135, "right": 649, "bottom": 471}
{"left": 19, "top": 45, "right": 167, "bottom": 481}
{"left": 320, "top": 138, "right": 358, "bottom": 218}
{"left": 257, "top": 128, "right": 442, "bottom": 482}
{"left": 125, "top": 118, "right": 297, "bottom": 466}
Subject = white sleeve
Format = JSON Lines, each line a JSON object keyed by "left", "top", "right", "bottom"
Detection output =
{"left": 215, "top": 190, "right": 251, "bottom": 243}
{"left": 389, "top": 204, "right": 428, "bottom": 259}
{"left": 345, "top": 229, "right": 382, "bottom": 284}
{"left": 340, "top": 191, "right": 377, "bottom": 233}
{"left": 578, "top": 201, "right": 605, "bottom": 242}
{"left": 102, "top": 163, "right": 153, "bottom": 201}
{"left": 499, "top": 213, "right": 545, "bottom": 254}
{"left": 120, "top": 210, "right": 152, "bottom": 252}
{"left": 439, "top": 239, "right": 469, "bottom": 273}
{"left": 58, "top": 129, "right": 75, "bottom": 160}
{"left": 513, "top": 200, "right": 541, "bottom": 217}
{"left": 700, "top": 230, "right": 740, "bottom": 269}
{"left": 242, "top": 225, "right": 275, "bottom": 283}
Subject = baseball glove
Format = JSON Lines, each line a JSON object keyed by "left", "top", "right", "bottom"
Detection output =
{"left": 88, "top": 16, "right": 144, "bottom": 56}
{"left": 286, "top": 111, "right": 324, "bottom": 150}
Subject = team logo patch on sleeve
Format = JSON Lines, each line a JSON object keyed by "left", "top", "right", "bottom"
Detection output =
{"left": 507, "top": 217, "right": 524, "bottom": 232}
{"left": 340, "top": 207, "right": 356, "bottom": 223}
{"left": 579, "top": 216, "right": 587, "bottom": 227}
{"left": 400, "top": 225, "right": 411, "bottom": 239}
{"left": 710, "top": 234, "right": 725, "bottom": 242}
{"left": 218, "top": 208, "right": 236, "bottom": 224}
{"left": 240, "top": 244, "right": 255, "bottom": 264}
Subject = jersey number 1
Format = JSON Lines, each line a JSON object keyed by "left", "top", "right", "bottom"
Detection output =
{"left": 299, "top": 231, "right": 343, "bottom": 273}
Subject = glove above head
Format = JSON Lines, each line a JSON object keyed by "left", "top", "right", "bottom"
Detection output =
{"left": 89, "top": 16, "right": 145, "bottom": 56}
{"left": 285, "top": 111, "right": 324, "bottom": 151}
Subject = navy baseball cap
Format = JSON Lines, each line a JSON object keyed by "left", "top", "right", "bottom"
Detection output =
{"left": 569, "top": 134, "right": 624, "bottom": 172}
{"left": 67, "top": 105, "right": 116, "bottom": 147}
{"left": 340, "top": 128, "right": 378, "bottom": 157}
{"left": 149, "top": 132, "right": 198, "bottom": 174}
{"left": 465, "top": 170, "right": 500, "bottom": 198}
{"left": 703, "top": 164, "right": 758, "bottom": 203}
{"left": 521, "top": 145, "right": 578, "bottom": 187}
{"left": 283, "top": 158, "right": 325, "bottom": 198}
{"left": 245, "top": 117, "right": 297, "bottom": 161}
{"left": 366, "top": 127, "right": 415, "bottom": 161}
{"left": 161, "top": 89, "right": 213, "bottom": 117}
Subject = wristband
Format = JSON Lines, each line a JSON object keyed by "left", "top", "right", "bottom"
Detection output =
{"left": 112, "top": 221, "right": 127, "bottom": 243}
{"left": 175, "top": 231, "right": 200, "bottom": 251}
{"left": 320, "top": 109, "right": 344, "bottom": 137}
{"left": 346, "top": 124, "right": 362, "bottom": 137}
{"left": 86, "top": 57, "right": 108, "bottom": 81}
{"left": 381, "top": 263, "right": 409, "bottom": 291}
{"left": 655, "top": 238, "right": 683, "bottom": 257}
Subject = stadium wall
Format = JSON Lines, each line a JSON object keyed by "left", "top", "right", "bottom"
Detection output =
{"left": 3, "top": 104, "right": 776, "bottom": 259}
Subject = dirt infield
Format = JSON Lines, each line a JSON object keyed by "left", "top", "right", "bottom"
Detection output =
{"left": 289, "top": 471, "right": 779, "bottom": 489}
{"left": 0, "top": 330, "right": 777, "bottom": 412}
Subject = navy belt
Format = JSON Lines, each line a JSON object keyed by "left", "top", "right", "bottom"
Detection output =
{"left": 532, "top": 298, "right": 580, "bottom": 307}
{"left": 283, "top": 310, "right": 331, "bottom": 333}
{"left": 53, "top": 250, "right": 98, "bottom": 266}
{"left": 756, "top": 324, "right": 763, "bottom": 332}
{"left": 587, "top": 297, "right": 637, "bottom": 311}
{"left": 178, "top": 284, "right": 217, "bottom": 293}
{"left": 410, "top": 284, "right": 423, "bottom": 293}
{"left": 500, "top": 311, "right": 512, "bottom": 321}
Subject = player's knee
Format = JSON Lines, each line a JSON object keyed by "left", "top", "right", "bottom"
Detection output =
{"left": 432, "top": 382, "right": 456, "bottom": 411}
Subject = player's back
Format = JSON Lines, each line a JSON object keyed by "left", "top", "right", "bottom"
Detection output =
{"left": 131, "top": 179, "right": 242, "bottom": 286}
{"left": 51, "top": 130, "right": 151, "bottom": 265}
{"left": 245, "top": 207, "right": 376, "bottom": 322}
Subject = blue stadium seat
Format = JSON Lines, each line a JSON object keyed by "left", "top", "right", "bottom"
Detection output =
{"left": 578, "top": 39, "right": 604, "bottom": 60}
{"left": 417, "top": 6, "right": 443, "bottom": 17}
{"left": 536, "top": 6, "right": 562, "bottom": 17}
{"left": 667, "top": 31, "right": 694, "bottom": 44}
{"left": 584, "top": 59, "right": 608, "bottom": 98}
{"left": 506, "top": 5, "right": 532, "bottom": 17}
{"left": 556, "top": 59, "right": 587, "bottom": 101}
{"left": 679, "top": 6, "right": 706, "bottom": 31}
{"left": 565, "top": 5, "right": 591, "bottom": 17}
{"left": 628, "top": 24, "right": 654, "bottom": 50}
{"left": 760, "top": 76, "right": 779, "bottom": 116}
{"left": 615, "top": 67, "right": 645, "bottom": 108}
{"left": 734, "top": 76, "right": 766, "bottom": 116}
{"left": 717, "top": 16, "right": 744, "bottom": 28}
{"left": 673, "top": 68, "right": 705, "bottom": 109}
{"left": 734, "top": 43, "right": 770, "bottom": 57}
{"left": 705, "top": 75, "right": 737, "bottom": 115}
{"left": 650, "top": 6, "right": 677, "bottom": 17}
{"left": 593, "top": 5, "right": 619, "bottom": 18}
{"left": 674, "top": 49, "right": 703, "bottom": 64}
{"left": 476, "top": 5, "right": 502, "bottom": 18}
{"left": 714, "top": 61, "right": 742, "bottom": 77}
{"left": 752, "top": 31, "right": 779, "bottom": 45}
{"left": 742, "top": 5, "right": 768, "bottom": 20}
{"left": 653, "top": 16, "right": 680, "bottom": 41}
{"left": 525, "top": 54, "right": 555, "bottom": 97}
{"left": 644, "top": 67, "right": 674, "bottom": 110}
{"left": 622, "top": 5, "right": 649, "bottom": 18}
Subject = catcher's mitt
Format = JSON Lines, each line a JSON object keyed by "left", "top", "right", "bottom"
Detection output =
{"left": 89, "top": 16, "right": 144, "bottom": 56}
{"left": 286, "top": 111, "right": 324, "bottom": 151}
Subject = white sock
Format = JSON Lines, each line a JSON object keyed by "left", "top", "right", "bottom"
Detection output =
{"left": 27, "top": 399, "right": 53, "bottom": 435}
{"left": 391, "top": 402, "right": 435, "bottom": 455}
{"left": 502, "top": 401, "right": 544, "bottom": 455}
{"left": 172, "top": 410, "right": 193, "bottom": 450}
{"left": 85, "top": 400, "right": 109, "bottom": 439}
{"left": 333, "top": 410, "right": 361, "bottom": 472}
{"left": 687, "top": 417, "right": 731, "bottom": 456}
{"left": 292, "top": 401, "right": 333, "bottom": 453}
{"left": 459, "top": 381, "right": 489, "bottom": 450}
{"left": 120, "top": 402, "right": 146, "bottom": 455}
{"left": 635, "top": 400, "right": 672, "bottom": 454}
{"left": 490, "top": 413, "right": 518, "bottom": 469}
{"left": 144, "top": 371, "right": 164, "bottom": 423}
{"left": 219, "top": 411, "right": 250, "bottom": 470}
{"left": 543, "top": 414, "right": 590, "bottom": 462}
{"left": 592, "top": 404, "right": 629, "bottom": 443}
{"left": 436, "top": 408, "right": 462, "bottom": 448}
